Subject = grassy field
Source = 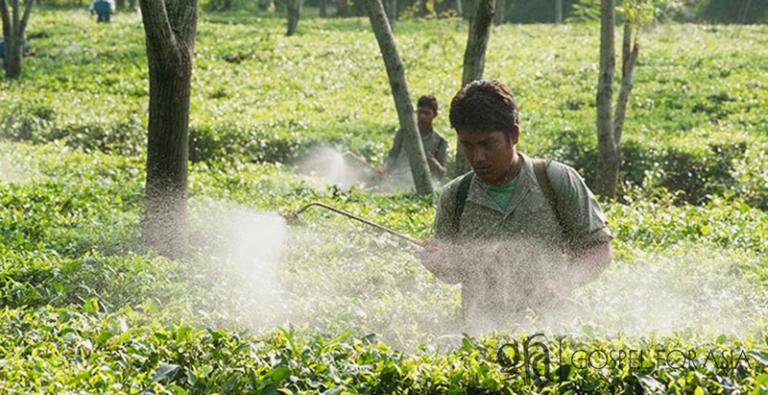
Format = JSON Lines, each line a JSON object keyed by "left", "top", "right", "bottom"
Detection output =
{"left": 0, "top": 7, "right": 767, "bottom": 393}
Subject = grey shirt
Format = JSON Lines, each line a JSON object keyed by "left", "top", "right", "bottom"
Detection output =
{"left": 431, "top": 153, "right": 612, "bottom": 328}
{"left": 384, "top": 129, "right": 449, "bottom": 178}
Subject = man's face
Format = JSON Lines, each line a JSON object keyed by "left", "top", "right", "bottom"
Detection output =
{"left": 417, "top": 106, "right": 437, "bottom": 131}
{"left": 457, "top": 128, "right": 519, "bottom": 185}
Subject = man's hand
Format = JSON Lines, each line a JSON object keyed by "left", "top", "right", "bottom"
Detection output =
{"left": 418, "top": 240, "right": 461, "bottom": 284}
{"left": 426, "top": 155, "right": 440, "bottom": 170}
{"left": 426, "top": 155, "right": 447, "bottom": 177}
{"left": 555, "top": 241, "right": 612, "bottom": 293}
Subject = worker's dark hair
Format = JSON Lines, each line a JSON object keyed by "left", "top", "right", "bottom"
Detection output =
{"left": 449, "top": 80, "right": 519, "bottom": 139}
{"left": 417, "top": 94, "right": 438, "bottom": 113}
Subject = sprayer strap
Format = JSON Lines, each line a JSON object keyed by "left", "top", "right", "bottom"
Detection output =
{"left": 532, "top": 159, "right": 555, "bottom": 213}
{"left": 453, "top": 160, "right": 571, "bottom": 245}
{"left": 454, "top": 171, "right": 475, "bottom": 230}
{"left": 532, "top": 158, "right": 571, "bottom": 242}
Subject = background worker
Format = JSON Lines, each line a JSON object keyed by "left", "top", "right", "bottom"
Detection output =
{"left": 380, "top": 94, "right": 449, "bottom": 180}
{"left": 90, "top": 0, "right": 115, "bottom": 23}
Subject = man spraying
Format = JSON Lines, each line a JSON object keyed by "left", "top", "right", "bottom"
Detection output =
{"left": 381, "top": 94, "right": 449, "bottom": 180}
{"left": 421, "top": 80, "right": 612, "bottom": 332}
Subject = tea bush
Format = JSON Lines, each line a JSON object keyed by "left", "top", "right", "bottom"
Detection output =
{"left": 1, "top": 8, "right": 767, "bottom": 393}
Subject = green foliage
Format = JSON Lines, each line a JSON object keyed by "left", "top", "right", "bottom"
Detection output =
{"left": 695, "top": 0, "right": 768, "bottom": 24}
{"left": 568, "top": 0, "right": 688, "bottom": 23}
{"left": 3, "top": 12, "right": 767, "bottom": 206}
{"left": 2, "top": 137, "right": 768, "bottom": 390}
{"left": 0, "top": 9, "right": 767, "bottom": 392}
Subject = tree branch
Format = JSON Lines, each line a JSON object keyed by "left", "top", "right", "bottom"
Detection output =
{"left": 139, "top": 0, "right": 179, "bottom": 63}
{"left": 461, "top": 0, "right": 494, "bottom": 86}
{"left": 613, "top": 28, "right": 639, "bottom": 145}
{"left": 620, "top": 22, "right": 631, "bottom": 79}
{"left": 19, "top": 0, "right": 33, "bottom": 36}
{"left": 11, "top": 0, "right": 19, "bottom": 36}
{"left": 0, "top": 0, "right": 11, "bottom": 39}
{"left": 174, "top": 0, "right": 199, "bottom": 51}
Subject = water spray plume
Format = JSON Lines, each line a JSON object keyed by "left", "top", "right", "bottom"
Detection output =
{"left": 283, "top": 202, "right": 427, "bottom": 249}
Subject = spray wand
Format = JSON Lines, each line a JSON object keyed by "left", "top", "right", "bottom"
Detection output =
{"left": 282, "top": 202, "right": 427, "bottom": 249}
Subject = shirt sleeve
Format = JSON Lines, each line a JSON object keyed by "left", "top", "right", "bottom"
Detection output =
{"left": 547, "top": 162, "right": 613, "bottom": 251}
{"left": 384, "top": 128, "right": 403, "bottom": 168}
{"left": 429, "top": 183, "right": 464, "bottom": 284}
{"left": 435, "top": 136, "right": 449, "bottom": 170}
{"left": 434, "top": 184, "right": 458, "bottom": 241}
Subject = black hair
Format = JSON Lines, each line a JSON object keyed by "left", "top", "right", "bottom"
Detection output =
{"left": 449, "top": 80, "right": 519, "bottom": 138}
{"left": 417, "top": 94, "right": 438, "bottom": 113}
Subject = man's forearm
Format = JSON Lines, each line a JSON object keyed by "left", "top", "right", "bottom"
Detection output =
{"left": 431, "top": 162, "right": 447, "bottom": 177}
{"left": 427, "top": 156, "right": 447, "bottom": 177}
{"left": 420, "top": 240, "right": 464, "bottom": 285}
{"left": 566, "top": 241, "right": 612, "bottom": 290}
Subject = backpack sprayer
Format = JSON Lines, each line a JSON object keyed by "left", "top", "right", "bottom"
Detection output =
{"left": 282, "top": 202, "right": 427, "bottom": 249}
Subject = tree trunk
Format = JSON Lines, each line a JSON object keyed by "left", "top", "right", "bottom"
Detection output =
{"left": 116, "top": 0, "right": 124, "bottom": 8}
{"left": 4, "top": 36, "right": 21, "bottom": 78}
{"left": 139, "top": 0, "right": 198, "bottom": 259}
{"left": 453, "top": 0, "right": 493, "bottom": 176}
{"left": 319, "top": 0, "right": 326, "bottom": 17}
{"left": 493, "top": 0, "right": 503, "bottom": 25}
{"left": 555, "top": 0, "right": 562, "bottom": 23}
{"left": 594, "top": 0, "right": 618, "bottom": 199}
{"left": 286, "top": 0, "right": 302, "bottom": 35}
{"left": 336, "top": 0, "right": 348, "bottom": 16}
{"left": 418, "top": 0, "right": 427, "bottom": 16}
{"left": 0, "top": 0, "right": 33, "bottom": 79}
{"left": 455, "top": 0, "right": 462, "bottom": 17}
{"left": 363, "top": 0, "right": 433, "bottom": 195}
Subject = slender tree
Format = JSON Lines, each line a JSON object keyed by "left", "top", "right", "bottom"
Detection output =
{"left": 336, "top": 0, "right": 348, "bottom": 15}
{"left": 0, "top": 0, "right": 33, "bottom": 79}
{"left": 453, "top": 0, "right": 494, "bottom": 175}
{"left": 555, "top": 0, "right": 563, "bottom": 22}
{"left": 286, "top": 0, "right": 302, "bottom": 35}
{"left": 595, "top": 0, "right": 617, "bottom": 198}
{"left": 363, "top": 0, "right": 433, "bottom": 195}
{"left": 738, "top": 0, "right": 753, "bottom": 23}
{"left": 594, "top": 0, "right": 642, "bottom": 199}
{"left": 494, "top": 0, "right": 504, "bottom": 25}
{"left": 139, "top": 0, "right": 198, "bottom": 258}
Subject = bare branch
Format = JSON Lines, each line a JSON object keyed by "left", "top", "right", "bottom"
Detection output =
{"left": 461, "top": 0, "right": 494, "bottom": 86}
{"left": 620, "top": 22, "right": 631, "bottom": 79}
{"left": 175, "top": 0, "right": 199, "bottom": 51}
{"left": 12, "top": 0, "right": 19, "bottom": 36}
{"left": 614, "top": 29, "right": 639, "bottom": 145}
{"left": 159, "top": 0, "right": 199, "bottom": 65}
{"left": 139, "top": 0, "right": 179, "bottom": 63}
{"left": 0, "top": 0, "right": 11, "bottom": 39}
{"left": 19, "top": 0, "right": 33, "bottom": 36}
